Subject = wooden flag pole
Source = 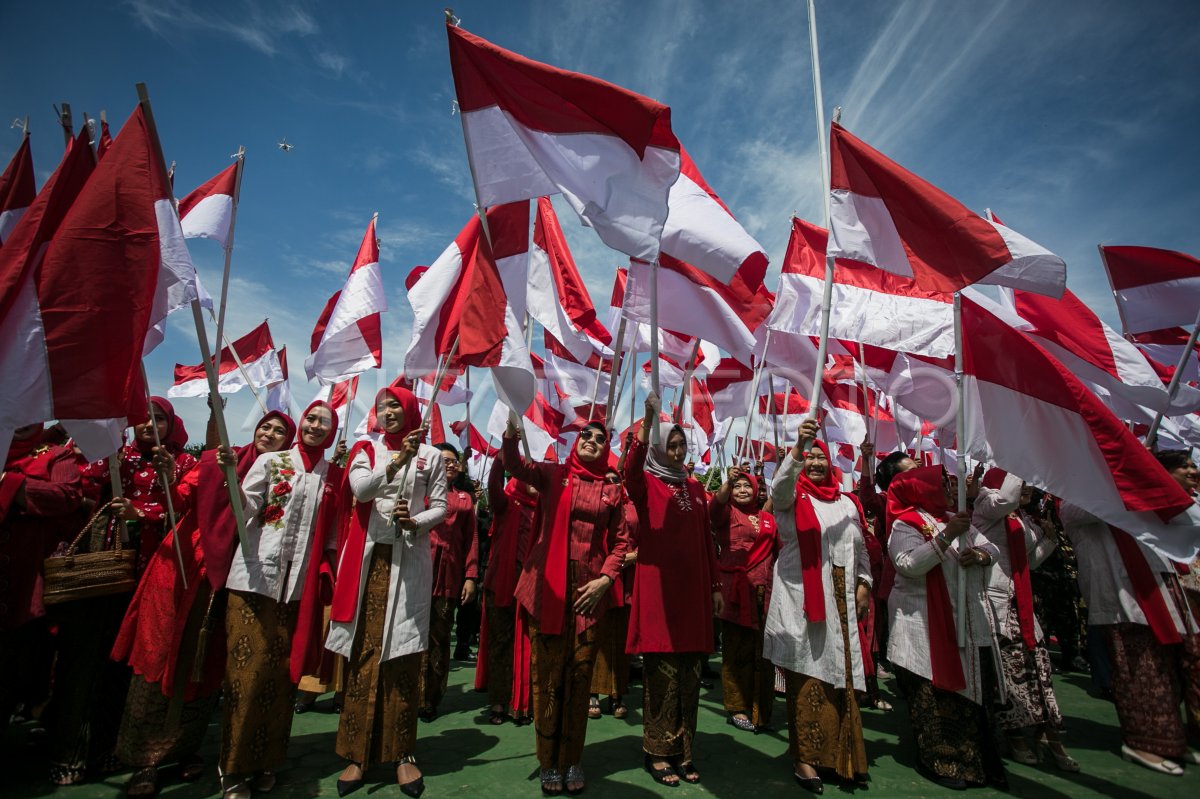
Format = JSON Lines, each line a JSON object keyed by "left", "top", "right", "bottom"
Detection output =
{"left": 464, "top": 366, "right": 472, "bottom": 454}
{"left": 204, "top": 310, "right": 270, "bottom": 415}
{"left": 674, "top": 339, "right": 703, "bottom": 424}
{"left": 212, "top": 147, "right": 246, "bottom": 381}
{"left": 769, "top": 373, "right": 783, "bottom": 459}
{"left": 57, "top": 103, "right": 72, "bottom": 148}
{"left": 953, "top": 290, "right": 968, "bottom": 638}
{"left": 648, "top": 261, "right": 662, "bottom": 446}
{"left": 136, "top": 82, "right": 249, "bottom": 551}
{"left": 585, "top": 356, "right": 605, "bottom": 423}
{"left": 141, "top": 365, "right": 187, "bottom": 589}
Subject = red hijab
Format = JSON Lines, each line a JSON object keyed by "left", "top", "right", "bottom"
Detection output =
{"left": 540, "top": 422, "right": 611, "bottom": 634}
{"left": 731, "top": 472, "right": 761, "bottom": 511}
{"left": 5, "top": 425, "right": 46, "bottom": 471}
{"left": 793, "top": 441, "right": 842, "bottom": 623}
{"left": 297, "top": 400, "right": 337, "bottom": 472}
{"left": 886, "top": 465, "right": 966, "bottom": 692}
{"left": 136, "top": 397, "right": 178, "bottom": 455}
{"left": 982, "top": 467, "right": 1037, "bottom": 650}
{"left": 375, "top": 386, "right": 422, "bottom": 450}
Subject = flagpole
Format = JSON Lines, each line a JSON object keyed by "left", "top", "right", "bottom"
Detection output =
{"left": 674, "top": 339, "right": 704, "bottom": 424}
{"left": 805, "top": 0, "right": 837, "bottom": 427}
{"left": 57, "top": 103, "right": 72, "bottom": 148}
{"left": 649, "top": 261, "right": 662, "bottom": 446}
{"left": 136, "top": 82, "right": 249, "bottom": 553}
{"left": 953, "top": 290, "right": 968, "bottom": 639}
{"left": 340, "top": 380, "right": 355, "bottom": 447}
{"left": 740, "top": 347, "right": 769, "bottom": 462}
{"left": 397, "top": 338, "right": 460, "bottom": 494}
{"left": 141, "top": 365, "right": 187, "bottom": 590}
{"left": 212, "top": 147, "right": 246, "bottom": 381}
{"left": 204, "top": 310, "right": 270, "bottom": 415}
{"left": 465, "top": 366, "right": 472, "bottom": 455}
{"left": 586, "top": 356, "right": 605, "bottom": 422}
{"left": 769, "top": 373, "right": 783, "bottom": 458}
{"left": 1144, "top": 306, "right": 1200, "bottom": 451}
{"left": 603, "top": 315, "right": 628, "bottom": 432}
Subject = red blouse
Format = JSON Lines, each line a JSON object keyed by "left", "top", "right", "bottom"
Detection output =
{"left": 711, "top": 500, "right": 778, "bottom": 628}
{"left": 482, "top": 460, "right": 538, "bottom": 607}
{"left": 623, "top": 438, "right": 720, "bottom": 654}
{"left": 430, "top": 486, "right": 480, "bottom": 599}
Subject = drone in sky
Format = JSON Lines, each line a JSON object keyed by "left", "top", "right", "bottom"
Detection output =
{"left": 277, "top": 138, "right": 294, "bottom": 152}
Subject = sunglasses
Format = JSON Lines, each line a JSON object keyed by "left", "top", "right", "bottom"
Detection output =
{"left": 578, "top": 430, "right": 607, "bottom": 443}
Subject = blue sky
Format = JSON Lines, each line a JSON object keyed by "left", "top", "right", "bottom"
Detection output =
{"left": 3, "top": 0, "right": 1199, "bottom": 444}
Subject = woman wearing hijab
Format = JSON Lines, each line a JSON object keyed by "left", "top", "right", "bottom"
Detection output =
{"left": 712, "top": 463, "right": 778, "bottom": 734}
{"left": 479, "top": 456, "right": 539, "bottom": 724}
{"left": 501, "top": 419, "right": 630, "bottom": 795}
{"left": 49, "top": 400, "right": 197, "bottom": 785}
{"left": 589, "top": 468, "right": 636, "bottom": 722}
{"left": 887, "top": 465, "right": 1007, "bottom": 790}
{"left": 216, "top": 400, "right": 340, "bottom": 799}
{"left": 0, "top": 424, "right": 83, "bottom": 758}
{"left": 111, "top": 411, "right": 296, "bottom": 796}
{"left": 417, "top": 442, "right": 479, "bottom": 720}
{"left": 972, "top": 469, "right": 1077, "bottom": 772}
{"left": 763, "top": 421, "right": 871, "bottom": 793}
{"left": 326, "top": 386, "right": 446, "bottom": 798}
{"left": 625, "top": 394, "right": 722, "bottom": 788}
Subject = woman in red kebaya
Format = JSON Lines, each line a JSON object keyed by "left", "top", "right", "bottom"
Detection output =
{"left": 624, "top": 394, "right": 723, "bottom": 788}
{"left": 501, "top": 419, "right": 630, "bottom": 796}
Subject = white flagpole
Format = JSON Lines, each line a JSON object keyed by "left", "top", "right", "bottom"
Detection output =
{"left": 1145, "top": 307, "right": 1200, "bottom": 450}
{"left": 604, "top": 315, "right": 628, "bottom": 432}
{"left": 805, "top": 0, "right": 837, "bottom": 428}
{"left": 649, "top": 262, "right": 662, "bottom": 446}
{"left": 137, "top": 82, "right": 248, "bottom": 554}
{"left": 953, "top": 290, "right": 968, "bottom": 638}
{"left": 586, "top": 356, "right": 605, "bottom": 422}
{"left": 465, "top": 366, "right": 472, "bottom": 453}
{"left": 212, "top": 147, "right": 246, "bottom": 379}
{"left": 769, "top": 373, "right": 783, "bottom": 457}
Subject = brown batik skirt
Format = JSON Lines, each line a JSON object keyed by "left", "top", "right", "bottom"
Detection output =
{"left": 418, "top": 597, "right": 455, "bottom": 711}
{"left": 895, "top": 668, "right": 988, "bottom": 784}
{"left": 721, "top": 586, "right": 774, "bottom": 727}
{"left": 484, "top": 590, "right": 516, "bottom": 707}
{"left": 219, "top": 590, "right": 300, "bottom": 776}
{"left": 642, "top": 652, "right": 705, "bottom": 761}
{"left": 529, "top": 561, "right": 602, "bottom": 771}
{"left": 591, "top": 604, "right": 631, "bottom": 699}
{"left": 994, "top": 619, "right": 1063, "bottom": 731}
{"left": 1104, "top": 621, "right": 1190, "bottom": 758}
{"left": 783, "top": 567, "right": 867, "bottom": 780}
{"left": 335, "top": 545, "right": 421, "bottom": 767}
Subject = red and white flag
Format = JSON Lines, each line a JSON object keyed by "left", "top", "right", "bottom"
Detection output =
{"left": 828, "top": 123, "right": 1065, "bottom": 295}
{"left": 169, "top": 320, "right": 282, "bottom": 398}
{"left": 243, "top": 346, "right": 295, "bottom": 430}
{"left": 661, "top": 146, "right": 767, "bottom": 288}
{"left": 486, "top": 390, "right": 561, "bottom": 461}
{"left": 306, "top": 216, "right": 386, "bottom": 384}
{"left": 770, "top": 216, "right": 955, "bottom": 357}
{"left": 625, "top": 254, "right": 773, "bottom": 361}
{"left": 450, "top": 419, "right": 499, "bottom": 456}
{"left": 178, "top": 161, "right": 239, "bottom": 248}
{"left": 312, "top": 375, "right": 360, "bottom": 433}
{"left": 0, "top": 133, "right": 35, "bottom": 246}
{"left": 447, "top": 22, "right": 680, "bottom": 262}
{"left": 528, "top": 197, "right": 611, "bottom": 361}
{"left": 959, "top": 296, "right": 1200, "bottom": 561}
{"left": 1100, "top": 245, "right": 1200, "bottom": 335}
{"left": 96, "top": 117, "right": 113, "bottom": 160}
{"left": 543, "top": 332, "right": 612, "bottom": 405}
{"left": 1131, "top": 327, "right": 1200, "bottom": 385}
{"left": 405, "top": 202, "right": 535, "bottom": 413}
{"left": 707, "top": 357, "right": 757, "bottom": 421}
{"left": 0, "top": 107, "right": 192, "bottom": 461}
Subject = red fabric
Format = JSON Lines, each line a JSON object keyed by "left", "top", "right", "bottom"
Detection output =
{"left": 177, "top": 162, "right": 237, "bottom": 219}
{"left": 431, "top": 488, "right": 479, "bottom": 598}
{"left": 172, "top": 321, "right": 276, "bottom": 387}
{"left": 1101, "top": 245, "right": 1200, "bottom": 292}
{"left": 713, "top": 500, "right": 777, "bottom": 629}
{"left": 329, "top": 441, "right": 376, "bottom": 624}
{"left": 830, "top": 122, "right": 1010, "bottom": 294}
{"left": 534, "top": 197, "right": 611, "bottom": 345}
{"left": 886, "top": 466, "right": 966, "bottom": 692}
{"left": 297, "top": 400, "right": 337, "bottom": 472}
{"left": 512, "top": 607, "right": 533, "bottom": 715}
{"left": 623, "top": 437, "right": 719, "bottom": 654}
{"left": 290, "top": 465, "right": 341, "bottom": 683}
{"left": 792, "top": 441, "right": 841, "bottom": 624}
{"left": 1109, "top": 526, "right": 1183, "bottom": 645}
{"left": 0, "top": 134, "right": 36, "bottom": 225}
{"left": 483, "top": 461, "right": 538, "bottom": 606}
{"left": 1006, "top": 515, "right": 1038, "bottom": 650}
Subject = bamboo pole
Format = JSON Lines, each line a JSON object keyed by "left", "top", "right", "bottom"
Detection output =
{"left": 212, "top": 148, "right": 247, "bottom": 380}
{"left": 953, "top": 291, "right": 968, "bottom": 638}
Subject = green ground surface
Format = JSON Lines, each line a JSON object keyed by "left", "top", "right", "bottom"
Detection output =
{"left": 4, "top": 655, "right": 1193, "bottom": 798}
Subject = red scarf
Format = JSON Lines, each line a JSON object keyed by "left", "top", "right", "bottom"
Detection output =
{"left": 297, "top": 400, "right": 338, "bottom": 472}
{"left": 1006, "top": 514, "right": 1038, "bottom": 650}
{"left": 793, "top": 441, "right": 841, "bottom": 623}
{"left": 377, "top": 386, "right": 421, "bottom": 450}
{"left": 539, "top": 427, "right": 610, "bottom": 635}
{"left": 887, "top": 466, "right": 967, "bottom": 692}
{"left": 719, "top": 500, "right": 778, "bottom": 628}
{"left": 1109, "top": 526, "right": 1182, "bottom": 645}
{"left": 134, "top": 397, "right": 177, "bottom": 456}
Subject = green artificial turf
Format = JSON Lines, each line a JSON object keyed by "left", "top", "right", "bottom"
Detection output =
{"left": 4, "top": 654, "right": 1192, "bottom": 798}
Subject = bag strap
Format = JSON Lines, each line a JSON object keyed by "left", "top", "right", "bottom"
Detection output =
{"left": 69, "top": 499, "right": 120, "bottom": 555}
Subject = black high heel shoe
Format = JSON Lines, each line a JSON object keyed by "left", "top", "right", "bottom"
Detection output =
{"left": 336, "top": 763, "right": 364, "bottom": 798}
{"left": 397, "top": 756, "right": 425, "bottom": 798}
{"left": 793, "top": 770, "right": 823, "bottom": 795}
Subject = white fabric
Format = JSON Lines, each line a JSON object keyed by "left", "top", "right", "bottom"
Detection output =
{"left": 976, "top": 219, "right": 1066, "bottom": 298}
{"left": 179, "top": 192, "right": 234, "bottom": 248}
{"left": 144, "top": 199, "right": 207, "bottom": 355}
{"left": 305, "top": 259, "right": 385, "bottom": 384}
{"left": 660, "top": 169, "right": 763, "bottom": 284}
{"left": 1060, "top": 502, "right": 1196, "bottom": 634}
{"left": 326, "top": 441, "right": 447, "bottom": 662}
{"left": 0, "top": 206, "right": 27, "bottom": 245}
{"left": 1113, "top": 276, "right": 1200, "bottom": 335}
{"left": 1136, "top": 339, "right": 1200, "bottom": 384}
{"left": 763, "top": 453, "right": 872, "bottom": 690}
{"left": 887, "top": 512, "right": 1002, "bottom": 705}
{"left": 168, "top": 349, "right": 283, "bottom": 398}
{"left": 527, "top": 242, "right": 594, "bottom": 363}
{"left": 227, "top": 446, "right": 333, "bottom": 602}
{"left": 828, "top": 189, "right": 912, "bottom": 277}
{"left": 462, "top": 106, "right": 679, "bottom": 262}
{"left": 486, "top": 401, "right": 555, "bottom": 462}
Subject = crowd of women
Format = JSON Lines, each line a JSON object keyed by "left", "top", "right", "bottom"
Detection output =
{"left": 1, "top": 384, "right": 1199, "bottom": 797}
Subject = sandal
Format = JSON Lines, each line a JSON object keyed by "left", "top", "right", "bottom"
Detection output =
{"left": 673, "top": 759, "right": 700, "bottom": 784}
{"left": 127, "top": 767, "right": 160, "bottom": 798}
{"left": 1039, "top": 740, "right": 1080, "bottom": 773}
{"left": 587, "top": 696, "right": 602, "bottom": 719}
{"left": 565, "top": 764, "right": 585, "bottom": 795}
{"left": 1007, "top": 735, "right": 1039, "bottom": 766}
{"left": 643, "top": 754, "right": 679, "bottom": 787}
{"left": 611, "top": 700, "right": 628, "bottom": 720}
{"left": 49, "top": 763, "right": 85, "bottom": 786}
{"left": 540, "top": 767, "right": 564, "bottom": 796}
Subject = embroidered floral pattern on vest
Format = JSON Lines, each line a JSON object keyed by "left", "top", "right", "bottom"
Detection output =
{"left": 261, "top": 453, "right": 296, "bottom": 528}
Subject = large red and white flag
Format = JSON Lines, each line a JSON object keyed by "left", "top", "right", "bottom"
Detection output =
{"left": 305, "top": 216, "right": 386, "bottom": 384}
{"left": 994, "top": 286, "right": 1200, "bottom": 417}
{"left": 828, "top": 123, "right": 1065, "bottom": 295}
{"left": 450, "top": 419, "right": 499, "bottom": 457}
{"left": 0, "top": 107, "right": 190, "bottom": 461}
{"left": 96, "top": 117, "right": 113, "bottom": 160}
{"left": 0, "top": 133, "right": 35, "bottom": 246}
{"left": 312, "top": 375, "right": 360, "bottom": 434}
{"left": 707, "top": 357, "right": 758, "bottom": 421}
{"left": 528, "top": 197, "right": 611, "bottom": 361}
{"left": 959, "top": 296, "right": 1200, "bottom": 561}
{"left": 1100, "top": 245, "right": 1200, "bottom": 335}
{"left": 770, "top": 216, "right": 955, "bottom": 357}
{"left": 607, "top": 267, "right": 695, "bottom": 358}
{"left": 486, "top": 390, "right": 561, "bottom": 461}
{"left": 625, "top": 255, "right": 773, "bottom": 361}
{"left": 243, "top": 346, "right": 295, "bottom": 430}
{"left": 179, "top": 161, "right": 239, "bottom": 248}
{"left": 1131, "top": 327, "right": 1200, "bottom": 385}
{"left": 446, "top": 22, "right": 680, "bottom": 262}
{"left": 543, "top": 333, "right": 612, "bottom": 405}
{"left": 169, "top": 320, "right": 282, "bottom": 398}
{"left": 661, "top": 146, "right": 767, "bottom": 288}
{"left": 405, "top": 202, "right": 535, "bottom": 413}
